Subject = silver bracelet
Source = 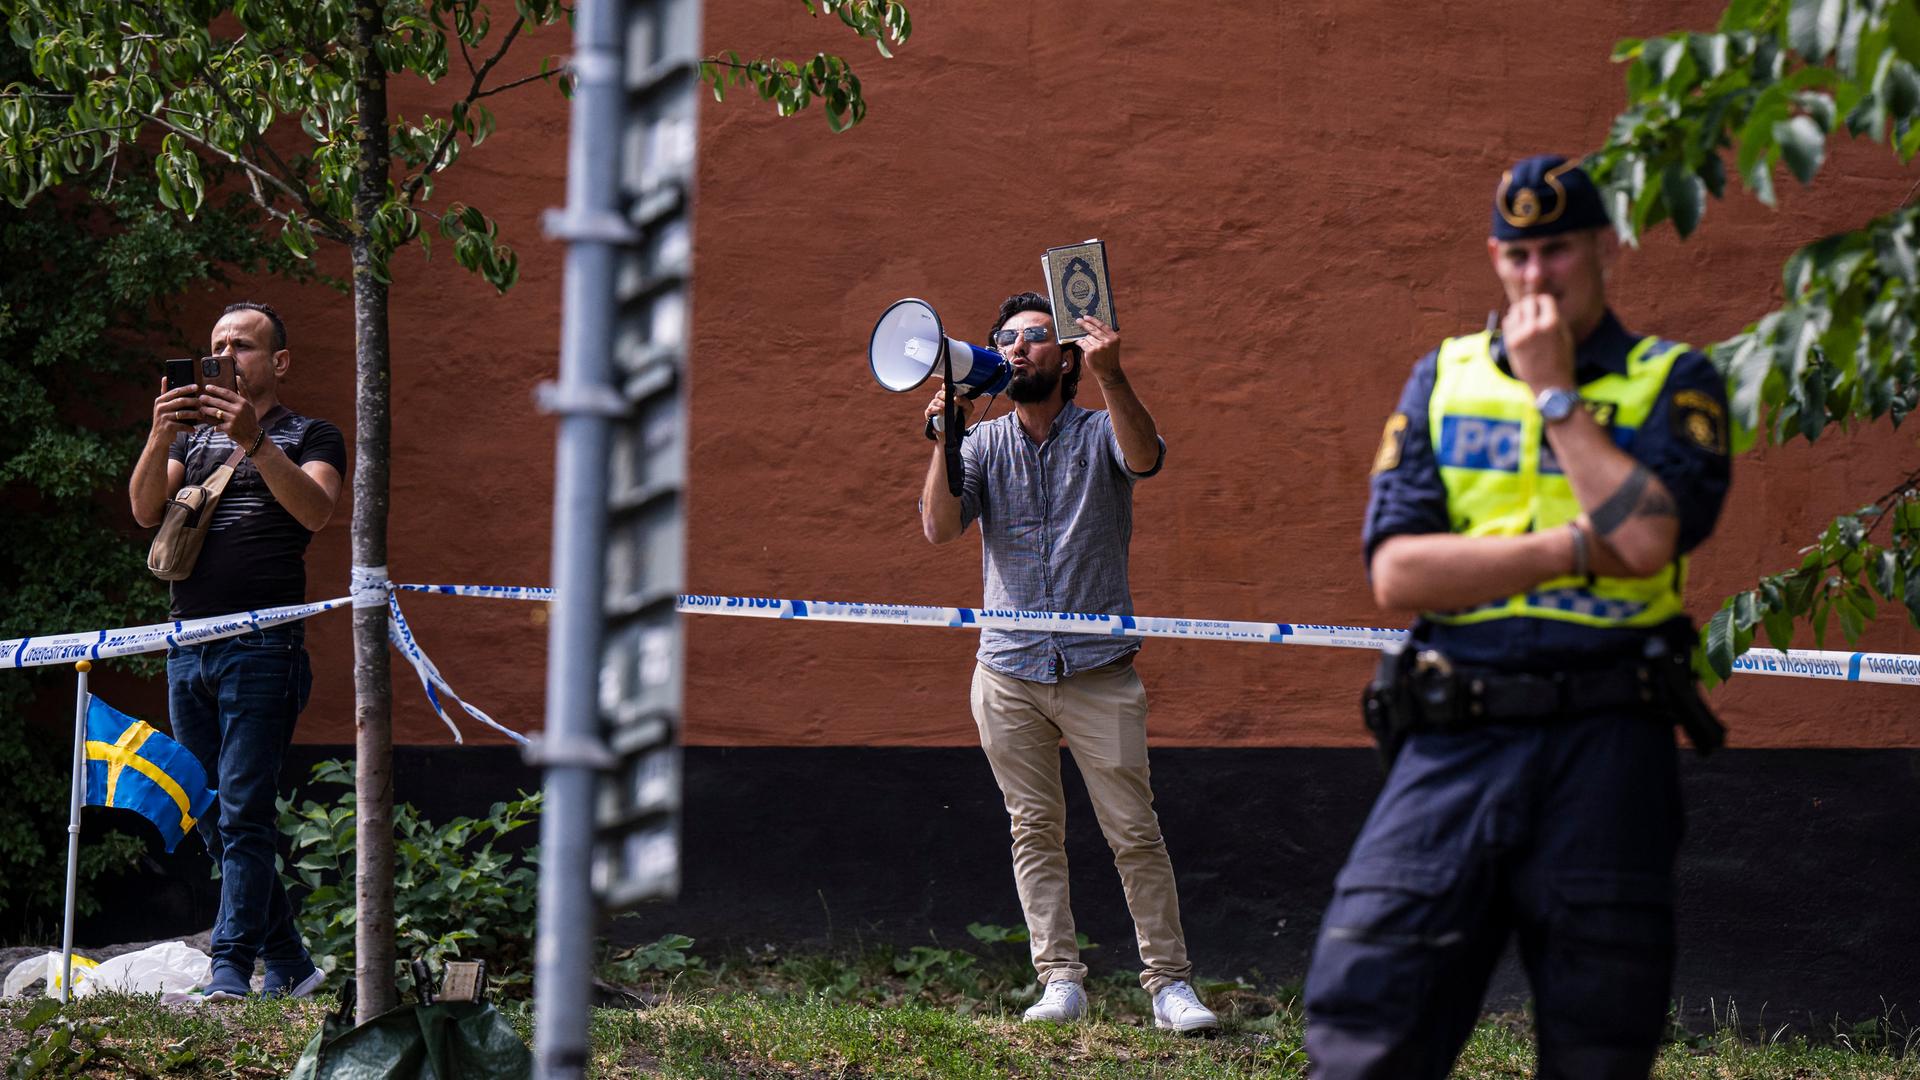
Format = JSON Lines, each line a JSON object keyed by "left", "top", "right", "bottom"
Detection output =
{"left": 1566, "top": 522, "right": 1590, "bottom": 580}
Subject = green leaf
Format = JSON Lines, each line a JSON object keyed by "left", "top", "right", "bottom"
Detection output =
{"left": 1789, "top": 0, "right": 1842, "bottom": 61}
{"left": 1762, "top": 606, "right": 1795, "bottom": 651}
{"left": 1646, "top": 36, "right": 1686, "bottom": 83}
{"left": 1700, "top": 150, "right": 1728, "bottom": 199}
{"left": 1720, "top": 0, "right": 1771, "bottom": 32}
{"left": 1892, "top": 0, "right": 1920, "bottom": 66}
{"left": 1838, "top": 591, "right": 1866, "bottom": 642}
{"left": 1888, "top": 61, "right": 1920, "bottom": 119}
{"left": 1738, "top": 84, "right": 1789, "bottom": 179}
{"left": 1746, "top": 150, "right": 1778, "bottom": 206}
{"left": 1774, "top": 114, "right": 1827, "bottom": 182}
{"left": 1794, "top": 90, "right": 1837, "bottom": 132}
{"left": 1786, "top": 567, "right": 1822, "bottom": 611}
{"left": 1846, "top": 583, "right": 1878, "bottom": 622}
{"left": 1662, "top": 163, "right": 1705, "bottom": 236}
{"left": 16, "top": 998, "right": 61, "bottom": 1033}
{"left": 1690, "top": 33, "right": 1730, "bottom": 79}
{"left": 1705, "top": 606, "right": 1738, "bottom": 677}
{"left": 1838, "top": 5, "right": 1870, "bottom": 75}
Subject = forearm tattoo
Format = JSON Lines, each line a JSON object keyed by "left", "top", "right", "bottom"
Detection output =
{"left": 1590, "top": 465, "right": 1678, "bottom": 536}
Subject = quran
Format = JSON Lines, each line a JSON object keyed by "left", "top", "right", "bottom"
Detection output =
{"left": 1041, "top": 239, "right": 1116, "bottom": 343}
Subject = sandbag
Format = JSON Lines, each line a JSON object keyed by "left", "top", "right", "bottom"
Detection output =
{"left": 286, "top": 998, "right": 532, "bottom": 1080}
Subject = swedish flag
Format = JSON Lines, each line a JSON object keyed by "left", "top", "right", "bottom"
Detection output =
{"left": 84, "top": 696, "right": 216, "bottom": 853}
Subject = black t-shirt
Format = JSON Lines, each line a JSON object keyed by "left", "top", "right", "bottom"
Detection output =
{"left": 167, "top": 405, "right": 347, "bottom": 619}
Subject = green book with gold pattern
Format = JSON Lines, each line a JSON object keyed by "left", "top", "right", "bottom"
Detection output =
{"left": 1041, "top": 239, "right": 1116, "bottom": 343}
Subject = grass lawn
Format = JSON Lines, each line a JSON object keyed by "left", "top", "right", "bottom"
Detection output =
{"left": 4, "top": 981, "right": 1916, "bottom": 1078}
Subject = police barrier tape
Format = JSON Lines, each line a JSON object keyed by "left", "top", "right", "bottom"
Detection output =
{"left": 0, "top": 587, "right": 528, "bottom": 747}
{"left": 0, "top": 597, "right": 351, "bottom": 669}
{"left": 4, "top": 586, "right": 1919, "bottom": 690}
{"left": 669, "top": 593, "right": 1920, "bottom": 689}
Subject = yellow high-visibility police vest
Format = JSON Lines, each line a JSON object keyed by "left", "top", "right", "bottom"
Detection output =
{"left": 1425, "top": 330, "right": 1688, "bottom": 629}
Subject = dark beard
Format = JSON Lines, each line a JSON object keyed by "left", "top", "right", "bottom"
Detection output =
{"left": 1006, "top": 364, "right": 1060, "bottom": 404}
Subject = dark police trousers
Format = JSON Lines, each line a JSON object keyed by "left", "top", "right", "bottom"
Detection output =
{"left": 1305, "top": 707, "right": 1682, "bottom": 1080}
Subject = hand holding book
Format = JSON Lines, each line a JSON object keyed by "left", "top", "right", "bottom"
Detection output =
{"left": 1074, "top": 315, "right": 1122, "bottom": 384}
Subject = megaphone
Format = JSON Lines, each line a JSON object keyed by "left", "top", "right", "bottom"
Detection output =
{"left": 868, "top": 298, "right": 1012, "bottom": 399}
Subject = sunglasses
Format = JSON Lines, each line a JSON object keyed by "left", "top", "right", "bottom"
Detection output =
{"left": 991, "top": 326, "right": 1053, "bottom": 347}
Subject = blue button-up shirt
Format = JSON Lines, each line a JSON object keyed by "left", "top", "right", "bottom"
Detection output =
{"left": 956, "top": 402, "right": 1165, "bottom": 682}
{"left": 1363, "top": 310, "right": 1732, "bottom": 671}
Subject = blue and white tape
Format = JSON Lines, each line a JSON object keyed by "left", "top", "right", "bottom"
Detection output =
{"left": 671, "top": 592, "right": 1920, "bottom": 688}
{"left": 395, "top": 584, "right": 555, "bottom": 602}
{"left": 5, "top": 585, "right": 1919, "bottom": 691}
{"left": 385, "top": 590, "right": 528, "bottom": 746}
{"left": 673, "top": 593, "right": 1402, "bottom": 650}
{"left": 0, "top": 586, "right": 532, "bottom": 746}
{"left": 0, "top": 598, "right": 350, "bottom": 670}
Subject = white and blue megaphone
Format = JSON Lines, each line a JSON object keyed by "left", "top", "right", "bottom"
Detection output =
{"left": 868, "top": 298, "right": 1012, "bottom": 402}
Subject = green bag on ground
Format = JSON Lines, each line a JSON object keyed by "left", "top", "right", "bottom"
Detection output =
{"left": 286, "top": 998, "right": 532, "bottom": 1080}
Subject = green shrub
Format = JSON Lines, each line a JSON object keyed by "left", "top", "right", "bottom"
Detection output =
{"left": 276, "top": 760, "right": 541, "bottom": 994}
{"left": 602, "top": 933, "right": 705, "bottom": 987}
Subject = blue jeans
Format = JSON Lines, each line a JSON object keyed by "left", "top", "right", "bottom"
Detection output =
{"left": 167, "top": 625, "right": 313, "bottom": 978}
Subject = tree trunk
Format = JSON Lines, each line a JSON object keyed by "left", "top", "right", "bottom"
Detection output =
{"left": 350, "top": 0, "right": 397, "bottom": 1023}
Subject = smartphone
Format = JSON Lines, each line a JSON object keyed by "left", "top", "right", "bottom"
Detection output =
{"left": 198, "top": 354, "right": 238, "bottom": 397}
{"left": 164, "top": 358, "right": 201, "bottom": 425}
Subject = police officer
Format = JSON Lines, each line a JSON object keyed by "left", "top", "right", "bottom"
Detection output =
{"left": 1303, "top": 155, "right": 1733, "bottom": 1078}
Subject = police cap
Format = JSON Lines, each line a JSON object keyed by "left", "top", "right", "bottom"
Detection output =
{"left": 1490, "top": 154, "right": 1610, "bottom": 240}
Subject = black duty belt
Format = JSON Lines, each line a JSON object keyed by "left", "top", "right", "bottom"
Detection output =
{"left": 1406, "top": 651, "right": 1659, "bottom": 730}
{"left": 1364, "top": 636, "right": 1725, "bottom": 763}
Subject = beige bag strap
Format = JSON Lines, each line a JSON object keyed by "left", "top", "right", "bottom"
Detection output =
{"left": 199, "top": 444, "right": 247, "bottom": 500}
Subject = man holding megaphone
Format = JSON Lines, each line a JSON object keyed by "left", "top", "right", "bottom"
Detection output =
{"left": 914, "top": 291, "right": 1217, "bottom": 1032}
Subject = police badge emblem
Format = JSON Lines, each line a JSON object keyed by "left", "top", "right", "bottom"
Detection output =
{"left": 1042, "top": 239, "right": 1116, "bottom": 343}
{"left": 1670, "top": 388, "right": 1728, "bottom": 454}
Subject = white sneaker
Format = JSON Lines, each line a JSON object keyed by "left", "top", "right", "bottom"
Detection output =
{"left": 1021, "top": 979, "right": 1087, "bottom": 1023}
{"left": 1152, "top": 980, "right": 1219, "bottom": 1033}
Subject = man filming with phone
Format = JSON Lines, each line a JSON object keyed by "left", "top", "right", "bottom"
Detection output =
{"left": 128, "top": 301, "right": 345, "bottom": 1001}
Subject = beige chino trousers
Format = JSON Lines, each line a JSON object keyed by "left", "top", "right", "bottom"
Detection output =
{"left": 970, "top": 658, "right": 1193, "bottom": 992}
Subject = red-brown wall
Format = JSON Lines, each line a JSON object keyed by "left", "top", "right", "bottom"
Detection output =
{"left": 221, "top": 2, "right": 1916, "bottom": 751}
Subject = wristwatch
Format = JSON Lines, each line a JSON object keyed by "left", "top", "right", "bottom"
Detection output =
{"left": 1535, "top": 386, "right": 1581, "bottom": 424}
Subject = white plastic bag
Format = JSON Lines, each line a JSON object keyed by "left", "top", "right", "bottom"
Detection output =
{"left": 74, "top": 941, "right": 211, "bottom": 997}
{"left": 2, "top": 953, "right": 98, "bottom": 998}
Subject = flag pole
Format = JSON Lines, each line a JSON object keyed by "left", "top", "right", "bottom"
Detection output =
{"left": 61, "top": 659, "right": 90, "bottom": 1004}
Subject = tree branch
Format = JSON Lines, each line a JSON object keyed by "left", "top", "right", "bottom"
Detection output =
{"left": 242, "top": 168, "right": 301, "bottom": 229}
{"left": 400, "top": 16, "right": 526, "bottom": 206}
{"left": 473, "top": 69, "right": 553, "bottom": 100}
{"left": 1862, "top": 463, "right": 1920, "bottom": 542}
{"left": 22, "top": 124, "right": 137, "bottom": 150}
{"left": 139, "top": 109, "right": 346, "bottom": 237}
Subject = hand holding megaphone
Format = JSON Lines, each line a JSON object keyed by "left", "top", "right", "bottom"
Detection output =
{"left": 871, "top": 297, "right": 1007, "bottom": 495}
{"left": 924, "top": 386, "right": 977, "bottom": 437}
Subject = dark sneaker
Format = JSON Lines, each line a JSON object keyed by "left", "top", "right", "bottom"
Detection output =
{"left": 198, "top": 963, "right": 253, "bottom": 1002}
{"left": 263, "top": 963, "right": 324, "bottom": 998}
